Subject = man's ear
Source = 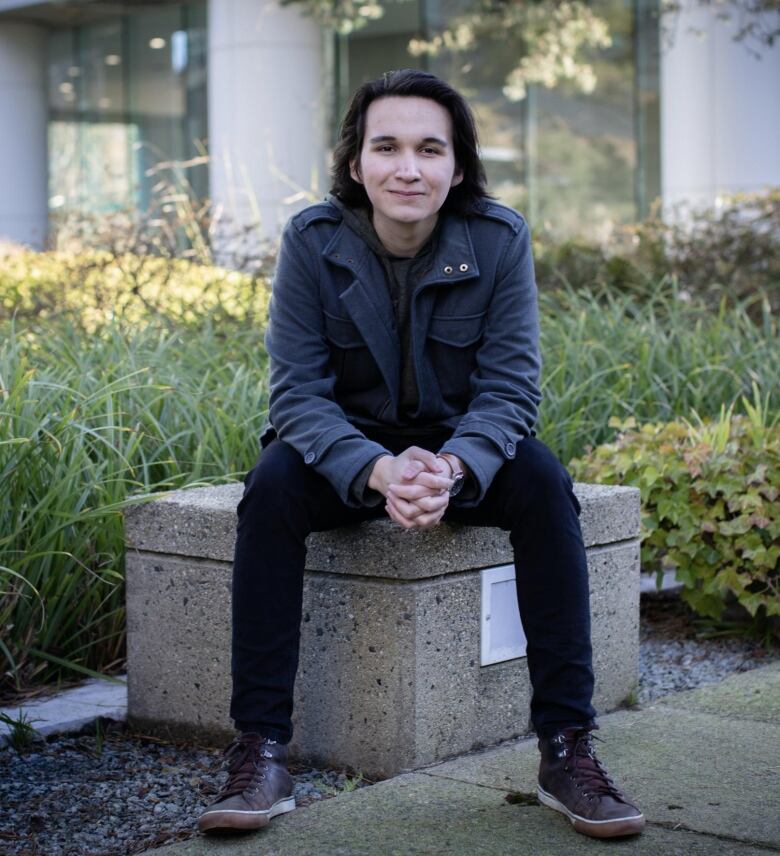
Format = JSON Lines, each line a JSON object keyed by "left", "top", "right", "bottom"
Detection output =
{"left": 451, "top": 168, "right": 464, "bottom": 188}
{"left": 349, "top": 158, "right": 363, "bottom": 184}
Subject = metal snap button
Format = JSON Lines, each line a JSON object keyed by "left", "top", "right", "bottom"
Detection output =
{"left": 443, "top": 265, "right": 453, "bottom": 274}
{"left": 347, "top": 258, "right": 354, "bottom": 264}
{"left": 505, "top": 442, "right": 516, "bottom": 455}
{"left": 304, "top": 452, "right": 315, "bottom": 464}
{"left": 459, "top": 263, "right": 469, "bottom": 272}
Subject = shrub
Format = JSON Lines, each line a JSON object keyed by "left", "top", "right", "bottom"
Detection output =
{"left": 0, "top": 246, "right": 269, "bottom": 331}
{"left": 534, "top": 189, "right": 780, "bottom": 313}
{"left": 570, "top": 399, "right": 780, "bottom": 635}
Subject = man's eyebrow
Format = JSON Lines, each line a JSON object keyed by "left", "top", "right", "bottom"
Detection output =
{"left": 368, "top": 134, "right": 450, "bottom": 147}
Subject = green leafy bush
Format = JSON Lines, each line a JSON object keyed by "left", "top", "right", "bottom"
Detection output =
{"left": 570, "top": 401, "right": 780, "bottom": 634}
{"left": 534, "top": 189, "right": 780, "bottom": 314}
{"left": 0, "top": 245, "right": 269, "bottom": 330}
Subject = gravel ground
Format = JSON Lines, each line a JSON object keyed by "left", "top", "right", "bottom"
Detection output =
{"left": 1, "top": 592, "right": 777, "bottom": 856}
{"left": 637, "top": 591, "right": 777, "bottom": 703}
{"left": 0, "top": 732, "right": 368, "bottom": 855}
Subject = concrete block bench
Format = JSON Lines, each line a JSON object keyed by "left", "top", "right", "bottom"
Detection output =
{"left": 124, "top": 483, "right": 640, "bottom": 779}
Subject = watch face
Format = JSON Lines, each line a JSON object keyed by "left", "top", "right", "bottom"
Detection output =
{"left": 449, "top": 472, "right": 465, "bottom": 497}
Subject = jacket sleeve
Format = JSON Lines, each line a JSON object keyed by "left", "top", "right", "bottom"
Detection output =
{"left": 439, "top": 219, "right": 542, "bottom": 505}
{"left": 264, "top": 222, "right": 390, "bottom": 506}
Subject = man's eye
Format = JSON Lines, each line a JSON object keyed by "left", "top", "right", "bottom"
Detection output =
{"left": 421, "top": 147, "right": 440, "bottom": 155}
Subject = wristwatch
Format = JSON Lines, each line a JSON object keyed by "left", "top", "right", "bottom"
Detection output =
{"left": 437, "top": 454, "right": 465, "bottom": 497}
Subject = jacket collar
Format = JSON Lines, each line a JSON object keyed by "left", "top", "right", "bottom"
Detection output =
{"left": 321, "top": 210, "right": 480, "bottom": 287}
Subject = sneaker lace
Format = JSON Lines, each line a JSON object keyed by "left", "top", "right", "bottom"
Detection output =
{"left": 216, "top": 735, "right": 272, "bottom": 799}
{"left": 562, "top": 729, "right": 624, "bottom": 800}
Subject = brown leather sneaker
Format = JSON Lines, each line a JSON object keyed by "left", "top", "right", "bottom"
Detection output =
{"left": 198, "top": 733, "right": 296, "bottom": 835}
{"left": 537, "top": 728, "right": 645, "bottom": 839}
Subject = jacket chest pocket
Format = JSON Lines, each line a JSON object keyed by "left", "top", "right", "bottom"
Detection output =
{"left": 426, "top": 312, "right": 486, "bottom": 405}
{"left": 323, "top": 311, "right": 384, "bottom": 393}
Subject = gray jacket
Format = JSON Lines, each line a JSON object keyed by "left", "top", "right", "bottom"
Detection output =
{"left": 263, "top": 198, "right": 542, "bottom": 507}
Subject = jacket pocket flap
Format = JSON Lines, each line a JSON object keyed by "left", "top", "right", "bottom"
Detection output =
{"left": 428, "top": 313, "right": 486, "bottom": 346}
{"left": 323, "top": 311, "right": 365, "bottom": 349}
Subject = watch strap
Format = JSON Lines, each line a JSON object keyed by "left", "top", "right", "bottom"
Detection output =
{"left": 437, "top": 454, "right": 465, "bottom": 496}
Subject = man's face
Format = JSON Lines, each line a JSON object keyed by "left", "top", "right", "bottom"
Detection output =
{"left": 349, "top": 96, "right": 463, "bottom": 236}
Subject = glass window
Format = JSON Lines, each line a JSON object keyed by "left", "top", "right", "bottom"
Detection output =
{"left": 635, "top": 0, "right": 661, "bottom": 218}
{"left": 47, "top": 1, "right": 208, "bottom": 225}
{"left": 333, "top": 0, "right": 661, "bottom": 238}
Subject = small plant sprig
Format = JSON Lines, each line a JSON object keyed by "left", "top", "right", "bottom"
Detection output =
{"left": 317, "top": 772, "right": 367, "bottom": 797}
{"left": 0, "top": 709, "right": 42, "bottom": 752}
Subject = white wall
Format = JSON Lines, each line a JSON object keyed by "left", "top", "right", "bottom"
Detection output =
{"left": 207, "top": 0, "right": 327, "bottom": 244}
{"left": 661, "top": 1, "right": 780, "bottom": 214}
{"left": 0, "top": 22, "right": 48, "bottom": 247}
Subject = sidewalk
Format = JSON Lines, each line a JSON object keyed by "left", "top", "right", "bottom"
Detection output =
{"left": 151, "top": 662, "right": 780, "bottom": 855}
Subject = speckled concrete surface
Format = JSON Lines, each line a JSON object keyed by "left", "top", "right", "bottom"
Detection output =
{"left": 123, "top": 482, "right": 641, "bottom": 569}
{"left": 125, "top": 482, "right": 640, "bottom": 775}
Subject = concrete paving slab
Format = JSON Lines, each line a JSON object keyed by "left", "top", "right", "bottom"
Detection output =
{"left": 421, "top": 706, "right": 780, "bottom": 850}
{"left": 0, "top": 676, "right": 126, "bottom": 746}
{"left": 149, "top": 772, "right": 774, "bottom": 856}
{"left": 144, "top": 664, "right": 780, "bottom": 856}
{"left": 655, "top": 661, "right": 780, "bottom": 723}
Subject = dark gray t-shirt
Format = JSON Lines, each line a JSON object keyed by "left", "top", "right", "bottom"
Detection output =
{"left": 330, "top": 197, "right": 442, "bottom": 504}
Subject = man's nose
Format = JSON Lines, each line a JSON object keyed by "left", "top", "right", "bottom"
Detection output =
{"left": 395, "top": 154, "right": 421, "bottom": 180}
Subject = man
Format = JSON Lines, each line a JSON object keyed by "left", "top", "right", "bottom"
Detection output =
{"left": 198, "top": 68, "right": 645, "bottom": 840}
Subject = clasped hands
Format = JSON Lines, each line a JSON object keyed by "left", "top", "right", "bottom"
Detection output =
{"left": 368, "top": 446, "right": 462, "bottom": 530}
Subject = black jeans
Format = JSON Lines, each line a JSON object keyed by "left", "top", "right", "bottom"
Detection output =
{"left": 230, "top": 434, "right": 596, "bottom": 742}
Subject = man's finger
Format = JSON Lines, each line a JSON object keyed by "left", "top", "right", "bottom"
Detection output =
{"left": 385, "top": 502, "right": 415, "bottom": 529}
{"left": 394, "top": 491, "right": 449, "bottom": 513}
{"left": 386, "top": 492, "right": 423, "bottom": 520}
{"left": 400, "top": 457, "right": 427, "bottom": 480}
{"left": 388, "top": 481, "right": 449, "bottom": 501}
{"left": 388, "top": 489, "right": 449, "bottom": 523}
{"left": 401, "top": 446, "right": 440, "bottom": 476}
{"left": 386, "top": 500, "right": 444, "bottom": 531}
{"left": 408, "top": 471, "right": 453, "bottom": 492}
{"left": 389, "top": 487, "right": 450, "bottom": 515}
{"left": 408, "top": 507, "right": 446, "bottom": 530}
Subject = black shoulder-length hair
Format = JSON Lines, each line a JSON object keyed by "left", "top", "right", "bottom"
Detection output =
{"left": 330, "top": 69, "right": 492, "bottom": 216}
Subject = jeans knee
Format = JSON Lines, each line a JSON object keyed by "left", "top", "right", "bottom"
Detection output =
{"left": 504, "top": 438, "right": 578, "bottom": 509}
{"left": 237, "top": 440, "right": 309, "bottom": 523}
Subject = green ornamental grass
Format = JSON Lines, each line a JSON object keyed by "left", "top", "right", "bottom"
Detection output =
{"left": 0, "top": 249, "right": 777, "bottom": 694}
{"left": 1, "top": 318, "right": 268, "bottom": 694}
{"left": 536, "top": 281, "right": 778, "bottom": 463}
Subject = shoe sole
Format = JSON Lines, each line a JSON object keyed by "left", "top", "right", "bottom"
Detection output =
{"left": 537, "top": 786, "right": 645, "bottom": 839}
{"left": 198, "top": 796, "right": 296, "bottom": 835}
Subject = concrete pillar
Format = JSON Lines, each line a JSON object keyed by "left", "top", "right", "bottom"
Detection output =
{"left": 0, "top": 22, "right": 48, "bottom": 248}
{"left": 207, "top": 0, "right": 327, "bottom": 247}
{"left": 661, "top": 1, "right": 780, "bottom": 215}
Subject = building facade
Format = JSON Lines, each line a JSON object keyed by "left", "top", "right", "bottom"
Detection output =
{"left": 0, "top": 0, "right": 778, "bottom": 249}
